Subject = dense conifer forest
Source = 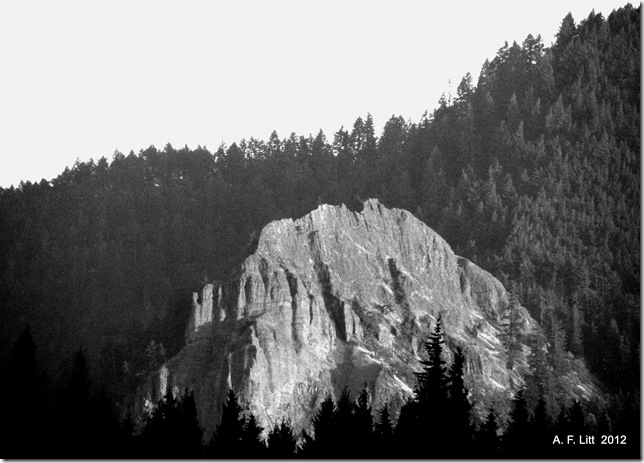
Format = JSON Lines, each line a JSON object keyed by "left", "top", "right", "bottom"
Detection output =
{"left": 0, "top": 4, "right": 639, "bottom": 458}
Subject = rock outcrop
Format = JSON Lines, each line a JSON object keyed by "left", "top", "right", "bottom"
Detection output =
{"left": 139, "top": 199, "right": 537, "bottom": 436}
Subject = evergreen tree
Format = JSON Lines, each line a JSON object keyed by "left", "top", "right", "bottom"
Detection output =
{"left": 138, "top": 391, "right": 175, "bottom": 457}
{"left": 334, "top": 386, "right": 354, "bottom": 454}
{"left": 530, "top": 395, "right": 552, "bottom": 458}
{"left": 554, "top": 403, "right": 568, "bottom": 436}
{"left": 175, "top": 390, "right": 205, "bottom": 458}
{"left": 242, "top": 412, "right": 266, "bottom": 458}
{"left": 567, "top": 400, "right": 586, "bottom": 437}
{"left": 502, "top": 291, "right": 524, "bottom": 369}
{"left": 393, "top": 399, "right": 420, "bottom": 457}
{"left": 395, "top": 317, "right": 467, "bottom": 458}
{"left": 266, "top": 420, "right": 298, "bottom": 458}
{"left": 138, "top": 390, "right": 204, "bottom": 458}
{"left": 56, "top": 349, "right": 94, "bottom": 457}
{"left": 353, "top": 386, "right": 374, "bottom": 457}
{"left": 446, "top": 346, "right": 474, "bottom": 452}
{"left": 89, "top": 388, "right": 121, "bottom": 458}
{"left": 374, "top": 403, "right": 395, "bottom": 458}
{"left": 415, "top": 316, "right": 449, "bottom": 455}
{"left": 478, "top": 409, "right": 500, "bottom": 458}
{"left": 503, "top": 389, "right": 531, "bottom": 457}
{"left": 207, "top": 388, "right": 246, "bottom": 458}
{"left": 305, "top": 395, "right": 337, "bottom": 458}
{"left": 118, "top": 413, "right": 137, "bottom": 458}
{"left": 416, "top": 317, "right": 448, "bottom": 404}
{"left": 0, "top": 327, "right": 48, "bottom": 458}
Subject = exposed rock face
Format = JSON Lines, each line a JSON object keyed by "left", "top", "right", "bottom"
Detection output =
{"left": 140, "top": 199, "right": 537, "bottom": 436}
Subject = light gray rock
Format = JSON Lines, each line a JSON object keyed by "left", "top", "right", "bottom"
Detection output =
{"left": 141, "top": 199, "right": 538, "bottom": 436}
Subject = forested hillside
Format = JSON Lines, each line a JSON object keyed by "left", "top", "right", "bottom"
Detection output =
{"left": 0, "top": 3, "right": 639, "bottom": 414}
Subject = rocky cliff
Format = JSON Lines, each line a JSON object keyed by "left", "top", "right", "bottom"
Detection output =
{"left": 138, "top": 199, "right": 538, "bottom": 436}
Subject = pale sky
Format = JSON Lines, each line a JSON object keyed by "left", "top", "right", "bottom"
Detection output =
{"left": 0, "top": 0, "right": 631, "bottom": 188}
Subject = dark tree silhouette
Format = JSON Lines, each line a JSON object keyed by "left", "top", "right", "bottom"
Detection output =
{"left": 478, "top": 409, "right": 501, "bottom": 458}
{"left": 374, "top": 403, "right": 395, "bottom": 458}
{"left": 415, "top": 316, "right": 449, "bottom": 456}
{"left": 242, "top": 412, "right": 267, "bottom": 458}
{"left": 206, "top": 388, "right": 247, "bottom": 458}
{"left": 446, "top": 346, "right": 474, "bottom": 452}
{"left": 303, "top": 395, "right": 337, "bottom": 458}
{"left": 0, "top": 327, "right": 48, "bottom": 458}
{"left": 138, "top": 389, "right": 204, "bottom": 458}
{"left": 266, "top": 420, "right": 298, "bottom": 458}
{"left": 530, "top": 395, "right": 552, "bottom": 458}
{"left": 353, "top": 386, "right": 374, "bottom": 455}
{"left": 393, "top": 394, "right": 420, "bottom": 455}
{"left": 503, "top": 389, "right": 531, "bottom": 457}
{"left": 55, "top": 349, "right": 94, "bottom": 457}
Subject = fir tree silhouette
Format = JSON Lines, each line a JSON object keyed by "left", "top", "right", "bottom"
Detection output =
{"left": 353, "top": 386, "right": 374, "bottom": 457}
{"left": 139, "top": 389, "right": 204, "bottom": 458}
{"left": 0, "top": 327, "right": 48, "bottom": 458}
{"left": 503, "top": 388, "right": 531, "bottom": 457}
{"left": 89, "top": 387, "right": 121, "bottom": 458}
{"left": 415, "top": 316, "right": 449, "bottom": 457}
{"left": 335, "top": 387, "right": 356, "bottom": 457}
{"left": 267, "top": 420, "right": 298, "bottom": 458}
{"left": 138, "top": 391, "right": 178, "bottom": 457}
{"left": 55, "top": 349, "right": 94, "bottom": 457}
{"left": 478, "top": 409, "right": 500, "bottom": 458}
{"left": 393, "top": 398, "right": 419, "bottom": 456}
{"left": 242, "top": 412, "right": 267, "bottom": 457}
{"left": 394, "top": 317, "right": 455, "bottom": 458}
{"left": 206, "top": 388, "right": 247, "bottom": 458}
{"left": 304, "top": 395, "right": 337, "bottom": 458}
{"left": 446, "top": 345, "right": 474, "bottom": 454}
{"left": 118, "top": 413, "right": 137, "bottom": 457}
{"left": 175, "top": 390, "right": 205, "bottom": 458}
{"left": 530, "top": 395, "right": 552, "bottom": 458}
{"left": 374, "top": 403, "right": 395, "bottom": 458}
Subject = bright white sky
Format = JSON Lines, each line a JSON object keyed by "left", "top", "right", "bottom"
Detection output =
{"left": 0, "top": 0, "right": 630, "bottom": 188}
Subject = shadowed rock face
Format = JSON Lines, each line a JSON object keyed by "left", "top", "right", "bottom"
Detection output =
{"left": 140, "top": 199, "right": 537, "bottom": 436}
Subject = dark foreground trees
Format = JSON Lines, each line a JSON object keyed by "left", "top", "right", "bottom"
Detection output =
{"left": 1, "top": 324, "right": 640, "bottom": 459}
{"left": 394, "top": 317, "right": 474, "bottom": 458}
{"left": 138, "top": 390, "right": 204, "bottom": 458}
{"left": 0, "top": 327, "right": 48, "bottom": 458}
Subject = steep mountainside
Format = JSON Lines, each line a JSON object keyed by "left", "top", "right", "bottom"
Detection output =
{"left": 139, "top": 200, "right": 551, "bottom": 435}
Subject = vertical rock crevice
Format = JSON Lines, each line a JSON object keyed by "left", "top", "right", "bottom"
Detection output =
{"left": 308, "top": 230, "right": 347, "bottom": 342}
{"left": 387, "top": 257, "right": 417, "bottom": 346}
{"left": 284, "top": 268, "right": 303, "bottom": 353}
